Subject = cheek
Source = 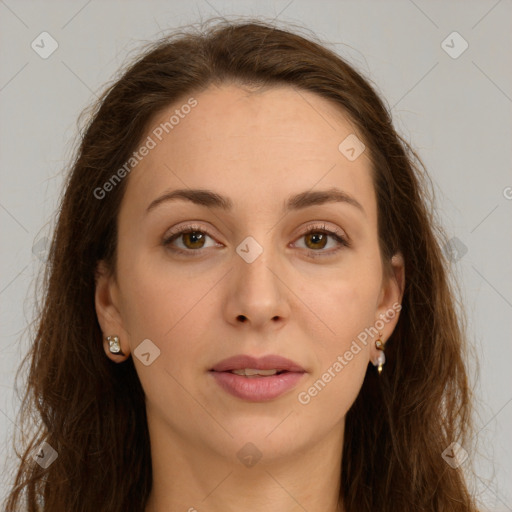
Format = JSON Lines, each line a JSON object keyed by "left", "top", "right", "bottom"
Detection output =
{"left": 116, "top": 257, "right": 212, "bottom": 409}
{"left": 295, "top": 283, "right": 374, "bottom": 418}
{"left": 295, "top": 272, "right": 379, "bottom": 406}
{"left": 305, "top": 265, "right": 381, "bottom": 344}
{"left": 116, "top": 252, "right": 215, "bottom": 363}
{"left": 318, "top": 285, "right": 374, "bottom": 371}
{"left": 118, "top": 270, "right": 177, "bottom": 341}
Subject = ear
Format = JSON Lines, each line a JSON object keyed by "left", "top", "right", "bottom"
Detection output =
{"left": 94, "top": 260, "right": 131, "bottom": 362}
{"left": 373, "top": 252, "right": 405, "bottom": 348}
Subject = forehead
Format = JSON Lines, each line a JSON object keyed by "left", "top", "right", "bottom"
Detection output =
{"left": 120, "top": 83, "right": 376, "bottom": 222}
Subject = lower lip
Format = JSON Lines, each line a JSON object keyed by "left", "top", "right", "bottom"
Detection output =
{"left": 209, "top": 371, "right": 306, "bottom": 402}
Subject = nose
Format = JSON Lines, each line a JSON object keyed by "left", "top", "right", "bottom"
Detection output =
{"left": 223, "top": 242, "right": 290, "bottom": 330}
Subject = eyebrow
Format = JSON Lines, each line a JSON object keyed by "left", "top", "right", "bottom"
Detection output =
{"left": 146, "top": 187, "right": 366, "bottom": 216}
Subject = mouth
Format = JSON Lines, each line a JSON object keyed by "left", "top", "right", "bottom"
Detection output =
{"left": 226, "top": 368, "right": 290, "bottom": 377}
{"left": 209, "top": 353, "right": 306, "bottom": 373}
{"left": 208, "top": 354, "right": 306, "bottom": 401}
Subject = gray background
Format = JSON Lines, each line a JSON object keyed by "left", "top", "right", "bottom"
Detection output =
{"left": 1, "top": 0, "right": 511, "bottom": 509}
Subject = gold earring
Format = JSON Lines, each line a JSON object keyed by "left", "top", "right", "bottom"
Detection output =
{"left": 107, "top": 335, "right": 125, "bottom": 356}
{"left": 373, "top": 331, "right": 386, "bottom": 375}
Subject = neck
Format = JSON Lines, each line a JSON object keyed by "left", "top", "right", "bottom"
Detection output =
{"left": 144, "top": 414, "right": 345, "bottom": 512}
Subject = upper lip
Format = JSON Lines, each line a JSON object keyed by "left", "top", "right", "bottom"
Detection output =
{"left": 210, "top": 354, "right": 306, "bottom": 373}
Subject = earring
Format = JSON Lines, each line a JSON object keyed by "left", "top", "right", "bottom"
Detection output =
{"left": 107, "top": 335, "right": 125, "bottom": 356}
{"left": 373, "top": 331, "right": 386, "bottom": 375}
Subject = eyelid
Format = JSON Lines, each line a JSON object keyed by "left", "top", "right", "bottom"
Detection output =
{"left": 163, "top": 222, "right": 216, "bottom": 240}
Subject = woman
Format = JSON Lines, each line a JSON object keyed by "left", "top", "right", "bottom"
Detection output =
{"left": 4, "top": 17, "right": 480, "bottom": 512}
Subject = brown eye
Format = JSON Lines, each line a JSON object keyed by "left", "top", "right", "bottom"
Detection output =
{"left": 163, "top": 225, "right": 219, "bottom": 255}
{"left": 180, "top": 231, "right": 207, "bottom": 249}
{"left": 304, "top": 232, "right": 329, "bottom": 250}
{"left": 294, "top": 224, "right": 350, "bottom": 258}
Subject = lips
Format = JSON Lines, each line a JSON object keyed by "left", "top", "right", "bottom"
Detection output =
{"left": 209, "top": 354, "right": 306, "bottom": 402}
{"left": 210, "top": 354, "right": 306, "bottom": 373}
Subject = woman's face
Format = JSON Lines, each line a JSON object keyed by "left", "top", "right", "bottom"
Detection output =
{"left": 96, "top": 83, "right": 403, "bottom": 463}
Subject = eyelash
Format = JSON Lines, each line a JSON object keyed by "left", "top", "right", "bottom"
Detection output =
{"left": 162, "top": 223, "right": 350, "bottom": 259}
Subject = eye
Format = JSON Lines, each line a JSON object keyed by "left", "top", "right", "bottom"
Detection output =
{"left": 162, "top": 222, "right": 350, "bottom": 258}
{"left": 162, "top": 224, "right": 220, "bottom": 256}
{"left": 293, "top": 223, "right": 350, "bottom": 258}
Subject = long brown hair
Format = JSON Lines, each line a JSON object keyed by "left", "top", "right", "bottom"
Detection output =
{"left": 4, "top": 17, "right": 480, "bottom": 511}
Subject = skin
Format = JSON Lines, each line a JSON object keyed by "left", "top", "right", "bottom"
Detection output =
{"left": 95, "top": 83, "right": 405, "bottom": 512}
